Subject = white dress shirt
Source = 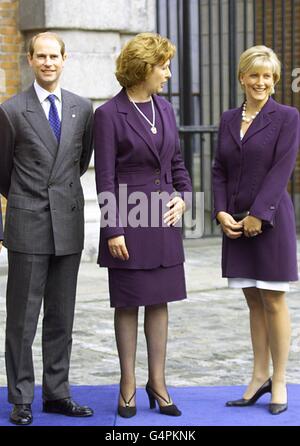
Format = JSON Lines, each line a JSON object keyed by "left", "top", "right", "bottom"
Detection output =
{"left": 33, "top": 80, "right": 62, "bottom": 120}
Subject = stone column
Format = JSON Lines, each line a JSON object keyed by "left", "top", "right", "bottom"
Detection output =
{"left": 18, "top": 0, "right": 156, "bottom": 261}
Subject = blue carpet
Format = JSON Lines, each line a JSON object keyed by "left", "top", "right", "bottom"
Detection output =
{"left": 0, "top": 385, "right": 117, "bottom": 426}
{"left": 0, "top": 384, "right": 299, "bottom": 426}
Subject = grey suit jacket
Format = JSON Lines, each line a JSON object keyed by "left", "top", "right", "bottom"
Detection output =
{"left": 0, "top": 85, "right": 94, "bottom": 255}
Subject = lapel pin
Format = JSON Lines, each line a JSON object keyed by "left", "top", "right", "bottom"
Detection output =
{"left": 72, "top": 114, "right": 76, "bottom": 118}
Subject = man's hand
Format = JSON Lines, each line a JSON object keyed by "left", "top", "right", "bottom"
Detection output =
{"left": 108, "top": 235, "right": 129, "bottom": 261}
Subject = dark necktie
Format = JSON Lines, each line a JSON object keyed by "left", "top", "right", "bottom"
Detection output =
{"left": 48, "top": 94, "right": 61, "bottom": 142}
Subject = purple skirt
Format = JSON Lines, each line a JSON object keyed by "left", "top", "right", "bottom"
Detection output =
{"left": 108, "top": 264, "right": 187, "bottom": 308}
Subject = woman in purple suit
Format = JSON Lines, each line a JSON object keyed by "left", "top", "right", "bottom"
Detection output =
{"left": 213, "top": 46, "right": 300, "bottom": 415}
{"left": 94, "top": 33, "right": 192, "bottom": 418}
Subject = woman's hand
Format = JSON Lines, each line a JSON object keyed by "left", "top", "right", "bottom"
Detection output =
{"left": 242, "top": 215, "right": 262, "bottom": 238}
{"left": 164, "top": 196, "right": 186, "bottom": 226}
{"left": 108, "top": 235, "right": 129, "bottom": 261}
{"left": 217, "top": 211, "right": 244, "bottom": 239}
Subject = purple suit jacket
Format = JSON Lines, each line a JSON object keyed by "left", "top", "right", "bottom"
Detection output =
{"left": 94, "top": 88, "right": 192, "bottom": 269}
{"left": 212, "top": 97, "right": 300, "bottom": 281}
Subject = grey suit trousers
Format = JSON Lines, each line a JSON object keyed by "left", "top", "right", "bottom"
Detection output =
{"left": 5, "top": 251, "right": 81, "bottom": 404}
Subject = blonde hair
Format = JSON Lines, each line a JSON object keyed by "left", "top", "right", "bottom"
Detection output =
{"left": 28, "top": 32, "right": 66, "bottom": 57}
{"left": 115, "top": 32, "right": 176, "bottom": 88}
{"left": 238, "top": 45, "right": 281, "bottom": 93}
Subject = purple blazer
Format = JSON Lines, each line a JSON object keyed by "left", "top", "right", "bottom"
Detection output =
{"left": 212, "top": 97, "right": 300, "bottom": 281}
{"left": 94, "top": 88, "right": 192, "bottom": 269}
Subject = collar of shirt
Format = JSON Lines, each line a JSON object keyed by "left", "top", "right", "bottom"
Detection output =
{"left": 33, "top": 80, "right": 62, "bottom": 120}
{"left": 34, "top": 80, "right": 62, "bottom": 104}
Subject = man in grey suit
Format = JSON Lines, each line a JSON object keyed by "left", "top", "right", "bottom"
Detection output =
{"left": 0, "top": 32, "right": 94, "bottom": 425}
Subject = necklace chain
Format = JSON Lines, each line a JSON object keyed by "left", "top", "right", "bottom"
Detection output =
{"left": 242, "top": 101, "right": 260, "bottom": 123}
{"left": 127, "top": 93, "right": 157, "bottom": 134}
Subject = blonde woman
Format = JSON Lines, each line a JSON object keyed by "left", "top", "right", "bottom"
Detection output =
{"left": 213, "top": 45, "right": 300, "bottom": 415}
{"left": 94, "top": 33, "right": 192, "bottom": 418}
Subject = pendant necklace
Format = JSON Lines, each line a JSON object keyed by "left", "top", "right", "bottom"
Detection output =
{"left": 127, "top": 93, "right": 157, "bottom": 134}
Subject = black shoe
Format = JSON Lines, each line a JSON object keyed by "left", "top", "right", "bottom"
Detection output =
{"left": 43, "top": 397, "right": 93, "bottom": 417}
{"left": 10, "top": 404, "right": 33, "bottom": 425}
{"left": 226, "top": 378, "right": 272, "bottom": 407}
{"left": 145, "top": 383, "right": 181, "bottom": 416}
{"left": 118, "top": 390, "right": 137, "bottom": 418}
{"left": 269, "top": 402, "right": 288, "bottom": 415}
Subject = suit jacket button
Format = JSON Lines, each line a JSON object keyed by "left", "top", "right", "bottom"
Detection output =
{"left": 74, "top": 158, "right": 79, "bottom": 164}
{"left": 155, "top": 168, "right": 160, "bottom": 174}
{"left": 155, "top": 179, "right": 160, "bottom": 185}
{"left": 44, "top": 205, "right": 50, "bottom": 211}
{"left": 72, "top": 205, "right": 76, "bottom": 211}
{"left": 69, "top": 182, "right": 73, "bottom": 187}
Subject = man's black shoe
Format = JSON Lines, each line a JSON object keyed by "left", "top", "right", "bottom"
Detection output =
{"left": 43, "top": 397, "right": 94, "bottom": 417}
{"left": 10, "top": 404, "right": 33, "bottom": 425}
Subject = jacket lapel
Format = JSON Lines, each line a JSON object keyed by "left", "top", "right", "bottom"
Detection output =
{"left": 116, "top": 89, "right": 161, "bottom": 164}
{"left": 241, "top": 97, "right": 276, "bottom": 144}
{"left": 227, "top": 97, "right": 277, "bottom": 147}
{"left": 227, "top": 107, "right": 243, "bottom": 148}
{"left": 23, "top": 85, "right": 58, "bottom": 158}
{"left": 49, "top": 89, "right": 77, "bottom": 180}
{"left": 152, "top": 94, "right": 169, "bottom": 161}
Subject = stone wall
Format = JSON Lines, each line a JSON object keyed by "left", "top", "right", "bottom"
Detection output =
{"left": 19, "top": 0, "right": 156, "bottom": 101}
{"left": 0, "top": 0, "right": 24, "bottom": 102}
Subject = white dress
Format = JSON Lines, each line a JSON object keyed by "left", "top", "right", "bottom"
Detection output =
{"left": 227, "top": 129, "right": 290, "bottom": 292}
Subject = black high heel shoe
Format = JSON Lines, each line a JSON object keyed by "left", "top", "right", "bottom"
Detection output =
{"left": 117, "top": 390, "right": 137, "bottom": 418}
{"left": 269, "top": 385, "right": 288, "bottom": 415}
{"left": 145, "top": 383, "right": 181, "bottom": 416}
{"left": 269, "top": 402, "right": 288, "bottom": 415}
{"left": 226, "top": 378, "right": 272, "bottom": 407}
